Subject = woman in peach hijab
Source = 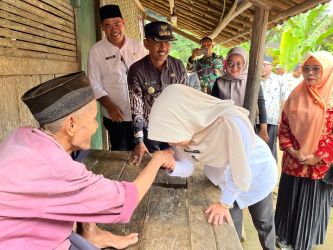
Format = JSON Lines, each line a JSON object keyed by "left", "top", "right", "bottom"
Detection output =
{"left": 275, "top": 51, "right": 333, "bottom": 250}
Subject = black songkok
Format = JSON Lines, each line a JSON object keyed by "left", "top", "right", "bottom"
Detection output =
{"left": 21, "top": 72, "right": 94, "bottom": 125}
{"left": 100, "top": 4, "right": 122, "bottom": 21}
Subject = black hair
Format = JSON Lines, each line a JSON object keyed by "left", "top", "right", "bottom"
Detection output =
{"left": 200, "top": 36, "right": 212, "bottom": 44}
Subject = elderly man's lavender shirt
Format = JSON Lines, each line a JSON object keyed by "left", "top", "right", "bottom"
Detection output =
{"left": 0, "top": 127, "right": 138, "bottom": 250}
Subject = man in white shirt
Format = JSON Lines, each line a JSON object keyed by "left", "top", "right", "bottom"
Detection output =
{"left": 88, "top": 4, "right": 146, "bottom": 151}
{"left": 257, "top": 56, "right": 287, "bottom": 161}
{"left": 283, "top": 63, "right": 303, "bottom": 99}
{"left": 275, "top": 64, "right": 285, "bottom": 76}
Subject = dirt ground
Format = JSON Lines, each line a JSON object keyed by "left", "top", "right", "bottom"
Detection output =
{"left": 241, "top": 147, "right": 333, "bottom": 250}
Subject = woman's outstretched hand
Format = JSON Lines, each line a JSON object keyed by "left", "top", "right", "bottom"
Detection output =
{"left": 205, "top": 203, "right": 233, "bottom": 225}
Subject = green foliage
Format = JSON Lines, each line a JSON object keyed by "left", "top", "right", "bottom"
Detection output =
{"left": 170, "top": 33, "right": 197, "bottom": 64}
{"left": 170, "top": 32, "right": 250, "bottom": 65}
{"left": 170, "top": 4, "right": 333, "bottom": 71}
{"left": 267, "top": 3, "right": 333, "bottom": 72}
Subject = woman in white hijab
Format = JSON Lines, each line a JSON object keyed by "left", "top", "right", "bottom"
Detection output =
{"left": 148, "top": 84, "right": 278, "bottom": 250}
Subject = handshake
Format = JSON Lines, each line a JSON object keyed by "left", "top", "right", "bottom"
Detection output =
{"left": 130, "top": 144, "right": 176, "bottom": 171}
{"left": 152, "top": 149, "right": 176, "bottom": 171}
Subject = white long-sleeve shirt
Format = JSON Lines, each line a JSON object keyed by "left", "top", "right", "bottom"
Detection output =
{"left": 88, "top": 37, "right": 146, "bottom": 121}
{"left": 170, "top": 116, "right": 278, "bottom": 209}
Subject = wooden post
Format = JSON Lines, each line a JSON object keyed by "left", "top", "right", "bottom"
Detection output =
{"left": 243, "top": 6, "right": 269, "bottom": 124}
{"left": 94, "top": 0, "right": 102, "bottom": 41}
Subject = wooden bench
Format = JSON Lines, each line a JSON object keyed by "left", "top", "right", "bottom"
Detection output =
{"left": 85, "top": 150, "right": 242, "bottom": 250}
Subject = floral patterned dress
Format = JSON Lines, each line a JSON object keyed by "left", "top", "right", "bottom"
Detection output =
{"left": 276, "top": 108, "right": 333, "bottom": 250}
{"left": 279, "top": 108, "right": 333, "bottom": 179}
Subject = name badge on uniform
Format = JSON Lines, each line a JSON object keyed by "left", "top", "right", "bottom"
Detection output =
{"left": 105, "top": 55, "right": 116, "bottom": 60}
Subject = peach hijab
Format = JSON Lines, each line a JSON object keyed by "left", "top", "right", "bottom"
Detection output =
{"left": 283, "top": 51, "right": 333, "bottom": 155}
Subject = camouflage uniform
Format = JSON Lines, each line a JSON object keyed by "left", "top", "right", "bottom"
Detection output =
{"left": 187, "top": 53, "right": 223, "bottom": 94}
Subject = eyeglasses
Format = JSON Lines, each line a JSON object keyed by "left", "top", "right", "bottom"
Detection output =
{"left": 302, "top": 65, "right": 321, "bottom": 74}
{"left": 227, "top": 61, "right": 245, "bottom": 69}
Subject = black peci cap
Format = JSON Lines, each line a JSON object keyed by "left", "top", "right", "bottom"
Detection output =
{"left": 22, "top": 72, "right": 95, "bottom": 125}
{"left": 100, "top": 4, "right": 122, "bottom": 21}
{"left": 144, "top": 21, "right": 177, "bottom": 42}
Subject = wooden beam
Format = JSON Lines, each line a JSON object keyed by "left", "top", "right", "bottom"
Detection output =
{"left": 169, "top": 0, "right": 174, "bottom": 14}
{"left": 142, "top": 0, "right": 253, "bottom": 42}
{"left": 247, "top": 0, "right": 271, "bottom": 10}
{"left": 94, "top": 0, "right": 102, "bottom": 41}
{"left": 243, "top": 6, "right": 269, "bottom": 124}
{"left": 224, "top": 0, "right": 329, "bottom": 45}
{"left": 146, "top": 15, "right": 200, "bottom": 44}
{"left": 143, "top": 1, "right": 240, "bottom": 39}
{"left": 270, "top": 0, "right": 293, "bottom": 10}
{"left": 208, "top": 0, "right": 237, "bottom": 39}
{"left": 269, "top": 0, "right": 330, "bottom": 23}
{"left": 209, "top": 0, "right": 252, "bottom": 39}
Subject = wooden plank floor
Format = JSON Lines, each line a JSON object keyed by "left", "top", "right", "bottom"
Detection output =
{"left": 84, "top": 150, "right": 242, "bottom": 250}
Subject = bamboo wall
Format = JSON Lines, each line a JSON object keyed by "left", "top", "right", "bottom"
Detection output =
{"left": 0, "top": 0, "right": 79, "bottom": 141}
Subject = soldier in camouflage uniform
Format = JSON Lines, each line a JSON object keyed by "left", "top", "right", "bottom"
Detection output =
{"left": 187, "top": 37, "right": 224, "bottom": 94}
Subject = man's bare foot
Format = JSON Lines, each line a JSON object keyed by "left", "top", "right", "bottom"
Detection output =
{"left": 81, "top": 223, "right": 138, "bottom": 249}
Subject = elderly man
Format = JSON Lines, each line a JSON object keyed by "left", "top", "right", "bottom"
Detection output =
{"left": 88, "top": 4, "right": 146, "bottom": 151}
{"left": 187, "top": 36, "right": 223, "bottom": 94}
{"left": 0, "top": 72, "right": 173, "bottom": 250}
{"left": 127, "top": 21, "right": 188, "bottom": 165}
{"left": 257, "top": 56, "right": 287, "bottom": 161}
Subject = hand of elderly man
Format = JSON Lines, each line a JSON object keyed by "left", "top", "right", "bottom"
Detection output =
{"left": 161, "top": 154, "right": 176, "bottom": 171}
{"left": 152, "top": 149, "right": 175, "bottom": 168}
{"left": 130, "top": 142, "right": 149, "bottom": 165}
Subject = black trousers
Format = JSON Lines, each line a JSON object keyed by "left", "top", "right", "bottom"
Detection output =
{"left": 103, "top": 117, "right": 134, "bottom": 151}
{"left": 230, "top": 193, "right": 276, "bottom": 250}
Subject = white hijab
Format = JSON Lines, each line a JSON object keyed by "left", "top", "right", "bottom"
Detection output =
{"left": 148, "top": 85, "right": 256, "bottom": 191}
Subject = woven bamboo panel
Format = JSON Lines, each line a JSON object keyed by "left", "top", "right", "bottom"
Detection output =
{"left": 0, "top": 75, "right": 40, "bottom": 140}
{"left": 0, "top": 0, "right": 77, "bottom": 61}
{"left": 0, "top": 1, "right": 80, "bottom": 141}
